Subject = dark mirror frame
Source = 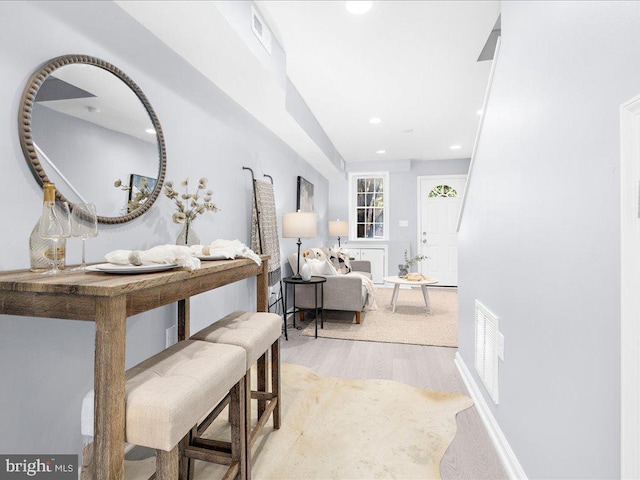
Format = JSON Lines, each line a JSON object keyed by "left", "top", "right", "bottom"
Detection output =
{"left": 19, "top": 54, "right": 167, "bottom": 224}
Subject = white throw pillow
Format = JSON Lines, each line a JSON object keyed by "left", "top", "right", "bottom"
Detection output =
{"left": 306, "top": 258, "right": 338, "bottom": 276}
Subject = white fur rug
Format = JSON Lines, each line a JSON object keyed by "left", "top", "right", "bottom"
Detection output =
{"left": 126, "top": 363, "right": 472, "bottom": 479}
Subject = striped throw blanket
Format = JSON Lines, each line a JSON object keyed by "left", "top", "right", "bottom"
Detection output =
{"left": 251, "top": 180, "right": 281, "bottom": 286}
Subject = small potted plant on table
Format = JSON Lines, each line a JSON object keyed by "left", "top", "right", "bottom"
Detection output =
{"left": 398, "top": 249, "right": 428, "bottom": 278}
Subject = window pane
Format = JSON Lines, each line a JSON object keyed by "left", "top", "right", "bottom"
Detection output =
{"left": 428, "top": 184, "right": 458, "bottom": 198}
{"left": 352, "top": 175, "right": 387, "bottom": 240}
{"left": 365, "top": 224, "right": 373, "bottom": 238}
{"left": 366, "top": 193, "right": 374, "bottom": 206}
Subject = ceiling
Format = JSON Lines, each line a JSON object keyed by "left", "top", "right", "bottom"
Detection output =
{"left": 257, "top": 0, "right": 501, "bottom": 164}
{"left": 116, "top": 1, "right": 500, "bottom": 179}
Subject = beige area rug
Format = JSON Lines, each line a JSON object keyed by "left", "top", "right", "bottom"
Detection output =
{"left": 126, "top": 363, "right": 472, "bottom": 480}
{"left": 301, "top": 287, "right": 458, "bottom": 347}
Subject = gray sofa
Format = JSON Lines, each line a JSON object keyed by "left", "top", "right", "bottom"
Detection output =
{"left": 287, "top": 253, "right": 372, "bottom": 324}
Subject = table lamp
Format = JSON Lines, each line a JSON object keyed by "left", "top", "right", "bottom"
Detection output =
{"left": 329, "top": 220, "right": 349, "bottom": 247}
{"left": 282, "top": 211, "right": 317, "bottom": 279}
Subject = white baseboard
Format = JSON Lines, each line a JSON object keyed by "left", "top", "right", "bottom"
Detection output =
{"left": 454, "top": 352, "right": 528, "bottom": 480}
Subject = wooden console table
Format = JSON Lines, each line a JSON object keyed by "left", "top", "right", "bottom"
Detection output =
{"left": 0, "top": 256, "right": 268, "bottom": 479}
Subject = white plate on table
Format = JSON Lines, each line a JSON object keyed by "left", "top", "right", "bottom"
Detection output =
{"left": 197, "top": 254, "right": 234, "bottom": 261}
{"left": 86, "top": 263, "right": 179, "bottom": 274}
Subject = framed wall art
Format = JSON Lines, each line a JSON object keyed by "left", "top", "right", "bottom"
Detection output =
{"left": 297, "top": 176, "right": 314, "bottom": 212}
{"left": 127, "top": 173, "right": 157, "bottom": 213}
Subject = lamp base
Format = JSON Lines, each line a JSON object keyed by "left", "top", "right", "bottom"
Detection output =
{"left": 295, "top": 238, "right": 303, "bottom": 279}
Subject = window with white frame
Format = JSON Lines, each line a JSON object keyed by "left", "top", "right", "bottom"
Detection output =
{"left": 348, "top": 173, "right": 389, "bottom": 240}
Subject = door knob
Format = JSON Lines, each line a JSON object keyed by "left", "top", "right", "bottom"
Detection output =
{"left": 422, "top": 239, "right": 427, "bottom": 243}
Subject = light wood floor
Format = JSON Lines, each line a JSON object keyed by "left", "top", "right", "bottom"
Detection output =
{"left": 280, "top": 319, "right": 508, "bottom": 480}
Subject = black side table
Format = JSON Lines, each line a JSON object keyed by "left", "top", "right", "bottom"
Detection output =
{"left": 282, "top": 276, "right": 326, "bottom": 340}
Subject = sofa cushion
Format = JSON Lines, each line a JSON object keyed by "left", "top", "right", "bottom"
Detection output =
{"left": 307, "top": 258, "right": 338, "bottom": 275}
{"left": 294, "top": 272, "right": 367, "bottom": 312}
{"left": 287, "top": 253, "right": 305, "bottom": 275}
{"left": 302, "top": 247, "right": 328, "bottom": 260}
{"left": 327, "top": 247, "right": 351, "bottom": 274}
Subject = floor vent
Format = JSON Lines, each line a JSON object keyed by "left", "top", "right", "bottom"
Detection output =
{"left": 475, "top": 300, "right": 499, "bottom": 404}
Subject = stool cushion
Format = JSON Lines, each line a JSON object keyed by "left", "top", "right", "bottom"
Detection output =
{"left": 192, "top": 311, "right": 281, "bottom": 369}
{"left": 125, "top": 340, "right": 246, "bottom": 451}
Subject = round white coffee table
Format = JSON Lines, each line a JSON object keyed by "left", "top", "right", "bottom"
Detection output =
{"left": 383, "top": 275, "right": 439, "bottom": 314}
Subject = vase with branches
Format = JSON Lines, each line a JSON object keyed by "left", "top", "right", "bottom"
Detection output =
{"left": 164, "top": 177, "right": 218, "bottom": 245}
{"left": 398, "top": 249, "right": 428, "bottom": 278}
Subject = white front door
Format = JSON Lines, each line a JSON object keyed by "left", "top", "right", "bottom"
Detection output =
{"left": 418, "top": 176, "right": 466, "bottom": 286}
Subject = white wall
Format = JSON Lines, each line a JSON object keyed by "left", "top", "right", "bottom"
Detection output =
{"left": 457, "top": 1, "right": 640, "bottom": 477}
{"left": 0, "top": 1, "right": 328, "bottom": 459}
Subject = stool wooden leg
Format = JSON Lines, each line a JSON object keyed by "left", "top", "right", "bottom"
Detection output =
{"left": 244, "top": 371, "right": 252, "bottom": 480}
{"left": 257, "top": 353, "right": 267, "bottom": 419}
{"left": 186, "top": 426, "right": 197, "bottom": 480}
{"left": 157, "top": 446, "right": 179, "bottom": 480}
{"left": 271, "top": 339, "right": 281, "bottom": 430}
{"left": 178, "top": 427, "right": 193, "bottom": 480}
{"left": 230, "top": 379, "right": 247, "bottom": 480}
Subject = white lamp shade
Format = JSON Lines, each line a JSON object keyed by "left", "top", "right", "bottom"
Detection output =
{"left": 329, "top": 220, "right": 349, "bottom": 237}
{"left": 282, "top": 212, "right": 317, "bottom": 238}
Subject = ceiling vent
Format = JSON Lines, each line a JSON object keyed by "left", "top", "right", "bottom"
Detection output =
{"left": 251, "top": 6, "right": 272, "bottom": 55}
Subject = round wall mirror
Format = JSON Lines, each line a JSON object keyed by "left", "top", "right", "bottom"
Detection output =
{"left": 19, "top": 55, "right": 166, "bottom": 224}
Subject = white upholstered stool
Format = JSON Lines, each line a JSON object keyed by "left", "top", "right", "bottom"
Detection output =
{"left": 125, "top": 340, "right": 247, "bottom": 480}
{"left": 191, "top": 311, "right": 282, "bottom": 480}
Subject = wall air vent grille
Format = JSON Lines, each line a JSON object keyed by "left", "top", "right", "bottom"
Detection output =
{"left": 475, "top": 300, "right": 499, "bottom": 404}
{"left": 251, "top": 6, "right": 272, "bottom": 55}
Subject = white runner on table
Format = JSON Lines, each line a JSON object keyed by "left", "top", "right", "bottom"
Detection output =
{"left": 190, "top": 239, "right": 262, "bottom": 265}
{"left": 104, "top": 245, "right": 201, "bottom": 270}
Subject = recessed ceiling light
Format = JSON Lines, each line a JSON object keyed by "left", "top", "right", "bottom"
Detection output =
{"left": 376, "top": 149, "right": 386, "bottom": 154}
{"left": 346, "top": 1, "right": 372, "bottom": 15}
{"left": 87, "top": 106, "right": 100, "bottom": 114}
{"left": 145, "top": 127, "right": 156, "bottom": 135}
{"left": 369, "top": 117, "right": 381, "bottom": 124}
{"left": 403, "top": 128, "right": 414, "bottom": 134}
{"left": 477, "top": 109, "right": 483, "bottom": 116}
{"left": 450, "top": 145, "right": 462, "bottom": 150}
